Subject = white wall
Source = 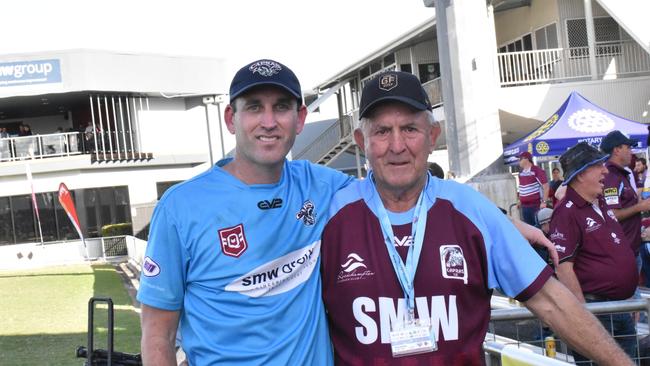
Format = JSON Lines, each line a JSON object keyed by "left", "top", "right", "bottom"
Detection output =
{"left": 0, "top": 50, "right": 228, "bottom": 99}
{"left": 495, "top": 0, "right": 560, "bottom": 46}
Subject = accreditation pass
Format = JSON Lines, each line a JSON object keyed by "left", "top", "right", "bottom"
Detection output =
{"left": 389, "top": 319, "right": 437, "bottom": 357}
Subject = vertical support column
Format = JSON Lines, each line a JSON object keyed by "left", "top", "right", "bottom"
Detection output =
{"left": 431, "top": 0, "right": 503, "bottom": 179}
{"left": 96, "top": 95, "right": 107, "bottom": 160}
{"left": 103, "top": 96, "right": 114, "bottom": 160}
{"left": 125, "top": 97, "right": 136, "bottom": 159}
{"left": 584, "top": 0, "right": 598, "bottom": 80}
{"left": 111, "top": 96, "right": 121, "bottom": 160}
{"left": 89, "top": 95, "right": 100, "bottom": 160}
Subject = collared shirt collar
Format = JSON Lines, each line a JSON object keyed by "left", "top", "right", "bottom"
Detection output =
{"left": 605, "top": 160, "right": 630, "bottom": 176}
{"left": 565, "top": 185, "right": 598, "bottom": 209}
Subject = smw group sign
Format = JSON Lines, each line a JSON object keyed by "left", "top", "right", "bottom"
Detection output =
{"left": 0, "top": 59, "right": 62, "bottom": 87}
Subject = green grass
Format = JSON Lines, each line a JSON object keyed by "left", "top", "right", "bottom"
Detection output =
{"left": 0, "top": 264, "right": 141, "bottom": 366}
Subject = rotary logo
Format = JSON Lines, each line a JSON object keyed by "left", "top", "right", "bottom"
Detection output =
{"left": 535, "top": 141, "right": 549, "bottom": 155}
{"left": 568, "top": 109, "right": 614, "bottom": 133}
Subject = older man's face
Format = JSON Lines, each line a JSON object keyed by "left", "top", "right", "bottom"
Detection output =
{"left": 355, "top": 102, "right": 440, "bottom": 198}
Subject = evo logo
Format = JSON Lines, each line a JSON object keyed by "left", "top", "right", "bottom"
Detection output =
{"left": 257, "top": 198, "right": 283, "bottom": 210}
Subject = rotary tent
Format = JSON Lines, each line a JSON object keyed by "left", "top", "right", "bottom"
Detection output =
{"left": 503, "top": 91, "right": 649, "bottom": 164}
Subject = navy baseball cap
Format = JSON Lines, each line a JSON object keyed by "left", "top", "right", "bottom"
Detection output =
{"left": 599, "top": 130, "right": 638, "bottom": 154}
{"left": 359, "top": 71, "right": 432, "bottom": 119}
{"left": 229, "top": 59, "right": 302, "bottom": 104}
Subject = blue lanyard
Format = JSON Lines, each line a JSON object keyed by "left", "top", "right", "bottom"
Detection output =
{"left": 369, "top": 172, "right": 429, "bottom": 318}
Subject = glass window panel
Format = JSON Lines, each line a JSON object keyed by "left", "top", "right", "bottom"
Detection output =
{"left": 546, "top": 23, "right": 558, "bottom": 48}
{"left": 114, "top": 186, "right": 132, "bottom": 225}
{"left": 13, "top": 195, "right": 37, "bottom": 243}
{"left": 0, "top": 197, "right": 13, "bottom": 245}
{"left": 522, "top": 34, "right": 533, "bottom": 51}
{"left": 99, "top": 188, "right": 114, "bottom": 226}
{"left": 535, "top": 28, "right": 546, "bottom": 49}
{"left": 36, "top": 192, "right": 57, "bottom": 242}
{"left": 83, "top": 189, "right": 99, "bottom": 237}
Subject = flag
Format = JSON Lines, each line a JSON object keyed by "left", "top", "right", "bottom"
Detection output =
{"left": 26, "top": 164, "right": 43, "bottom": 244}
{"left": 58, "top": 183, "right": 84, "bottom": 241}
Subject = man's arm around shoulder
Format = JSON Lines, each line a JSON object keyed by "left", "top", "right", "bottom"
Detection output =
{"left": 141, "top": 304, "right": 180, "bottom": 366}
{"left": 524, "top": 277, "right": 633, "bottom": 366}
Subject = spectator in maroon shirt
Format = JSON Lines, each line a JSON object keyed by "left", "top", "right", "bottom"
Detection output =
{"left": 517, "top": 151, "right": 549, "bottom": 226}
{"left": 601, "top": 130, "right": 650, "bottom": 267}
{"left": 551, "top": 142, "right": 638, "bottom": 363}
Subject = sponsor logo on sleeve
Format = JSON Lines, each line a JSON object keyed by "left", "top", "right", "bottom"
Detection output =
{"left": 603, "top": 188, "right": 619, "bottom": 206}
{"left": 296, "top": 200, "right": 316, "bottom": 226}
{"left": 218, "top": 224, "right": 248, "bottom": 258}
{"left": 337, "top": 253, "right": 375, "bottom": 283}
{"left": 143, "top": 256, "right": 161, "bottom": 277}
{"left": 439, "top": 245, "right": 468, "bottom": 284}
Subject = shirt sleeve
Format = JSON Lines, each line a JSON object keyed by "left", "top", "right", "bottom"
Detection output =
{"left": 452, "top": 184, "right": 552, "bottom": 301}
{"left": 548, "top": 207, "right": 580, "bottom": 263}
{"left": 602, "top": 171, "right": 623, "bottom": 209}
{"left": 535, "top": 166, "right": 549, "bottom": 185}
{"left": 136, "top": 201, "right": 188, "bottom": 311}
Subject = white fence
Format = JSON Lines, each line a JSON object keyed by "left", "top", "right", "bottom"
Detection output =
{"left": 497, "top": 40, "right": 650, "bottom": 86}
{"left": 0, "top": 132, "right": 82, "bottom": 162}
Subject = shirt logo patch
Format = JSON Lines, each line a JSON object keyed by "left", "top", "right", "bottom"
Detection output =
{"left": 257, "top": 198, "right": 283, "bottom": 210}
{"left": 394, "top": 235, "right": 413, "bottom": 247}
{"left": 554, "top": 245, "right": 566, "bottom": 253}
{"left": 218, "top": 224, "right": 248, "bottom": 258}
{"left": 604, "top": 188, "right": 619, "bottom": 205}
{"left": 142, "top": 256, "right": 161, "bottom": 277}
{"left": 565, "top": 201, "right": 573, "bottom": 208}
{"left": 379, "top": 74, "right": 398, "bottom": 91}
{"left": 225, "top": 241, "right": 320, "bottom": 297}
{"left": 296, "top": 200, "right": 316, "bottom": 226}
{"left": 439, "top": 245, "right": 468, "bottom": 284}
{"left": 337, "top": 253, "right": 375, "bottom": 284}
{"left": 249, "top": 60, "right": 281, "bottom": 77}
{"left": 550, "top": 229, "right": 565, "bottom": 241}
{"left": 611, "top": 232, "right": 621, "bottom": 245}
{"left": 607, "top": 210, "right": 617, "bottom": 222}
{"left": 585, "top": 217, "right": 601, "bottom": 233}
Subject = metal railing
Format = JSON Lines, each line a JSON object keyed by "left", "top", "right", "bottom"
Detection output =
{"left": 422, "top": 77, "right": 443, "bottom": 107}
{"left": 360, "top": 63, "right": 398, "bottom": 89}
{"left": 497, "top": 40, "right": 650, "bottom": 86}
{"left": 293, "top": 112, "right": 356, "bottom": 162}
{"left": 0, "top": 132, "right": 83, "bottom": 162}
{"left": 485, "top": 298, "right": 650, "bottom": 365}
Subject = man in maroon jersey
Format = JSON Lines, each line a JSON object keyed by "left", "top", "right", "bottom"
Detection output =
{"left": 601, "top": 130, "right": 650, "bottom": 269}
{"left": 550, "top": 142, "right": 639, "bottom": 363}
{"left": 517, "top": 151, "right": 549, "bottom": 226}
{"left": 320, "top": 71, "right": 633, "bottom": 365}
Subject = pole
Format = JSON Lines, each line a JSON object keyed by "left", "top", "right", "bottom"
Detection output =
{"left": 204, "top": 103, "right": 215, "bottom": 166}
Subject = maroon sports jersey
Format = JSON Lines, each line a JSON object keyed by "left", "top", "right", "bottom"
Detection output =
{"left": 550, "top": 186, "right": 637, "bottom": 299}
{"left": 602, "top": 161, "right": 641, "bottom": 254}
{"left": 322, "top": 178, "right": 552, "bottom": 365}
{"left": 518, "top": 165, "right": 548, "bottom": 206}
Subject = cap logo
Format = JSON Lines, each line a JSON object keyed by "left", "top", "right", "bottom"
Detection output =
{"left": 249, "top": 60, "right": 282, "bottom": 77}
{"left": 378, "top": 74, "right": 398, "bottom": 91}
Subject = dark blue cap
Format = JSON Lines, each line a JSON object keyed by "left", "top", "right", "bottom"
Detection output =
{"left": 229, "top": 59, "right": 302, "bottom": 104}
{"left": 599, "top": 130, "right": 638, "bottom": 154}
{"left": 359, "top": 71, "right": 432, "bottom": 119}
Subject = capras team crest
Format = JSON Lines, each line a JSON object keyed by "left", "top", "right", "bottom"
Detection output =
{"left": 218, "top": 223, "right": 248, "bottom": 257}
{"left": 296, "top": 200, "right": 316, "bottom": 226}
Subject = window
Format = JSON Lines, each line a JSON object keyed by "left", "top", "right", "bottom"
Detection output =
{"left": 383, "top": 53, "right": 395, "bottom": 67}
{"left": 500, "top": 33, "right": 533, "bottom": 53}
{"left": 400, "top": 64, "right": 412, "bottom": 73}
{"left": 0, "top": 197, "right": 13, "bottom": 245}
{"left": 566, "top": 17, "right": 621, "bottom": 57}
{"left": 13, "top": 195, "right": 36, "bottom": 243}
{"left": 157, "top": 181, "right": 182, "bottom": 200}
{"left": 418, "top": 63, "right": 440, "bottom": 83}
{"left": 535, "top": 23, "right": 558, "bottom": 49}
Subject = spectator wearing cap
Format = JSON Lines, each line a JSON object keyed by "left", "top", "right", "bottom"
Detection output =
{"left": 321, "top": 72, "right": 633, "bottom": 365}
{"left": 550, "top": 142, "right": 638, "bottom": 362}
{"left": 537, "top": 207, "right": 553, "bottom": 237}
{"left": 601, "top": 130, "right": 650, "bottom": 267}
{"left": 137, "top": 59, "right": 354, "bottom": 365}
{"left": 517, "top": 151, "right": 550, "bottom": 226}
